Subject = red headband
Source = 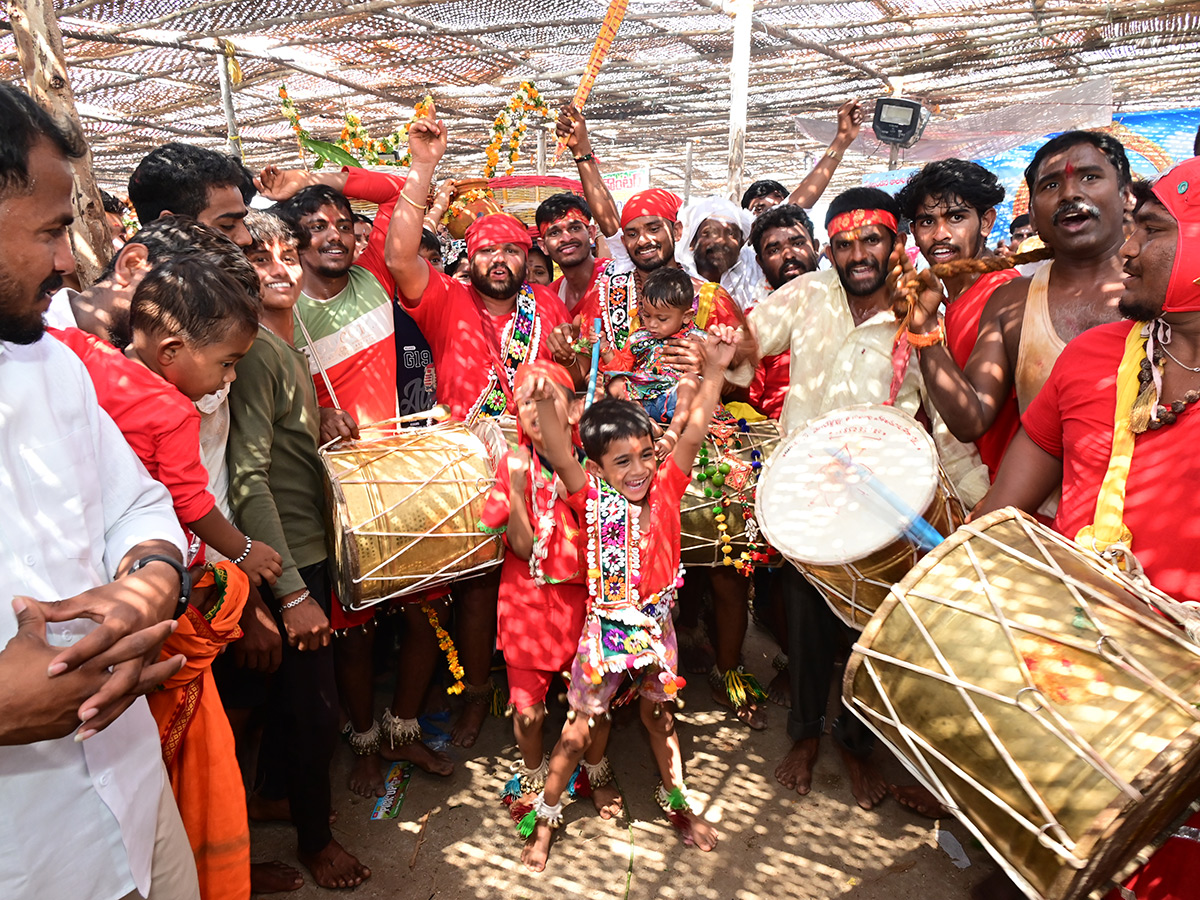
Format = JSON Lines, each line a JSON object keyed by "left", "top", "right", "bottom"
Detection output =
{"left": 1151, "top": 157, "right": 1200, "bottom": 313}
{"left": 827, "top": 208, "right": 899, "bottom": 239}
{"left": 620, "top": 189, "right": 683, "bottom": 229}
{"left": 466, "top": 212, "right": 533, "bottom": 258}
{"left": 539, "top": 207, "right": 590, "bottom": 236}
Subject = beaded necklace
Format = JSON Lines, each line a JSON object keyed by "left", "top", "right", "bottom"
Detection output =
{"left": 598, "top": 264, "right": 639, "bottom": 349}
{"left": 1133, "top": 320, "right": 1200, "bottom": 431}
{"left": 465, "top": 283, "right": 541, "bottom": 422}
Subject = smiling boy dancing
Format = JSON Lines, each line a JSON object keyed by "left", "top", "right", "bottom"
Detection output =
{"left": 514, "top": 323, "right": 740, "bottom": 870}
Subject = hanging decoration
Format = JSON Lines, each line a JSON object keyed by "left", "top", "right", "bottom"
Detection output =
{"left": 484, "top": 81, "right": 555, "bottom": 178}
{"left": 551, "top": 0, "right": 629, "bottom": 165}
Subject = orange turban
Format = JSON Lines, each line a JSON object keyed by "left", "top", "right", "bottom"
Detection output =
{"left": 620, "top": 189, "right": 683, "bottom": 228}
{"left": 466, "top": 213, "right": 533, "bottom": 258}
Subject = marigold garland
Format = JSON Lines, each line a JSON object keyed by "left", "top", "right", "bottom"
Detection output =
{"left": 422, "top": 601, "right": 465, "bottom": 695}
{"left": 277, "top": 84, "right": 434, "bottom": 168}
{"left": 382, "top": 95, "right": 436, "bottom": 167}
{"left": 483, "top": 81, "right": 555, "bottom": 178}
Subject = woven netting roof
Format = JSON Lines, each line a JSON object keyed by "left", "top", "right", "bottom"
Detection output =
{"left": 3, "top": 0, "right": 1200, "bottom": 195}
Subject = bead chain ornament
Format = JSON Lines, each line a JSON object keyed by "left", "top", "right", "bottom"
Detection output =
{"left": 1135, "top": 326, "right": 1200, "bottom": 431}
{"left": 381, "top": 709, "right": 422, "bottom": 748}
{"left": 348, "top": 719, "right": 381, "bottom": 756}
{"left": 693, "top": 419, "right": 773, "bottom": 574}
{"left": 527, "top": 458, "right": 559, "bottom": 586}
{"left": 580, "top": 475, "right": 686, "bottom": 694}
{"left": 597, "top": 264, "right": 638, "bottom": 349}
{"left": 465, "top": 283, "right": 542, "bottom": 423}
{"left": 500, "top": 754, "right": 550, "bottom": 803}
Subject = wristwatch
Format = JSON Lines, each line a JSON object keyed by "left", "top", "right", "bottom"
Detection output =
{"left": 128, "top": 554, "right": 191, "bottom": 619}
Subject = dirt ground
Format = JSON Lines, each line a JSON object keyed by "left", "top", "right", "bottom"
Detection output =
{"left": 249, "top": 624, "right": 1001, "bottom": 900}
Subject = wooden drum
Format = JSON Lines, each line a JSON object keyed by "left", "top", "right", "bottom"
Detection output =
{"left": 322, "top": 417, "right": 505, "bottom": 611}
{"left": 756, "top": 405, "right": 963, "bottom": 627}
{"left": 845, "top": 508, "right": 1200, "bottom": 900}
{"left": 681, "top": 419, "right": 781, "bottom": 567}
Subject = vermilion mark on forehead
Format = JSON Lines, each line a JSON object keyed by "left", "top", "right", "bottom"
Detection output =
{"left": 1064, "top": 162, "right": 1076, "bottom": 178}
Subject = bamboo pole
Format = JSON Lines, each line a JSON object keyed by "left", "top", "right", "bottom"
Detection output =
{"left": 214, "top": 39, "right": 242, "bottom": 159}
{"left": 684, "top": 140, "right": 694, "bottom": 205}
{"left": 5, "top": 0, "right": 112, "bottom": 287}
{"left": 725, "top": 0, "right": 753, "bottom": 202}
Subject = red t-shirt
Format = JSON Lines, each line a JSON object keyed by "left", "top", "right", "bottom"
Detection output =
{"left": 566, "top": 456, "right": 691, "bottom": 602}
{"left": 480, "top": 452, "right": 587, "bottom": 671}
{"left": 550, "top": 257, "right": 609, "bottom": 316}
{"left": 399, "top": 265, "right": 570, "bottom": 421}
{"left": 1023, "top": 321, "right": 1200, "bottom": 604}
{"left": 51, "top": 327, "right": 214, "bottom": 524}
{"left": 944, "top": 268, "right": 1021, "bottom": 479}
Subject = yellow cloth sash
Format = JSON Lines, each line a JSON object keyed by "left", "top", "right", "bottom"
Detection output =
{"left": 1074, "top": 321, "right": 1144, "bottom": 555}
{"left": 695, "top": 281, "right": 719, "bottom": 330}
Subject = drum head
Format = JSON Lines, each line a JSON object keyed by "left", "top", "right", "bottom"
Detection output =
{"left": 757, "top": 405, "right": 940, "bottom": 566}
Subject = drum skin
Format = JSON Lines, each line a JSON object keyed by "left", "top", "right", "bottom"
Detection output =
{"left": 756, "top": 405, "right": 963, "bottom": 626}
{"left": 322, "top": 421, "right": 504, "bottom": 610}
{"left": 681, "top": 420, "right": 781, "bottom": 567}
{"left": 845, "top": 508, "right": 1200, "bottom": 900}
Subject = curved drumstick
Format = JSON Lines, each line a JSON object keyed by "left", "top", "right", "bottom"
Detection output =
{"left": 824, "top": 446, "right": 944, "bottom": 552}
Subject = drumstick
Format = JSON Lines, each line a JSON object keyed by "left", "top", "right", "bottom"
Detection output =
{"left": 586, "top": 317, "right": 603, "bottom": 408}
{"left": 824, "top": 447, "right": 944, "bottom": 551}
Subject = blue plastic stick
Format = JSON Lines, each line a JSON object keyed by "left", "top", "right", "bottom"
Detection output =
{"left": 825, "top": 446, "right": 945, "bottom": 552}
{"left": 586, "top": 317, "right": 603, "bottom": 408}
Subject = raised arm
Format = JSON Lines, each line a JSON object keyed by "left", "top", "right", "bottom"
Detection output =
{"left": 525, "top": 378, "right": 588, "bottom": 495}
{"left": 788, "top": 100, "right": 862, "bottom": 209}
{"left": 556, "top": 104, "right": 620, "bottom": 237}
{"left": 384, "top": 116, "right": 447, "bottom": 304}
{"left": 902, "top": 261, "right": 1019, "bottom": 442}
{"left": 255, "top": 165, "right": 348, "bottom": 202}
{"left": 673, "top": 325, "right": 740, "bottom": 472}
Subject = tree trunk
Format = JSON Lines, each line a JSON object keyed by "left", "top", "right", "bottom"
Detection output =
{"left": 6, "top": 0, "right": 113, "bottom": 288}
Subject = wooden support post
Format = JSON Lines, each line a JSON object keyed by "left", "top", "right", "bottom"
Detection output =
{"left": 536, "top": 128, "right": 547, "bottom": 176}
{"left": 5, "top": 0, "right": 113, "bottom": 287}
{"left": 725, "top": 0, "right": 753, "bottom": 202}
{"left": 215, "top": 40, "right": 242, "bottom": 160}
{"left": 684, "top": 140, "right": 694, "bottom": 205}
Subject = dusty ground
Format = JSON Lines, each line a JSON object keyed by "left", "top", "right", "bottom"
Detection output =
{"left": 250, "top": 625, "right": 1000, "bottom": 900}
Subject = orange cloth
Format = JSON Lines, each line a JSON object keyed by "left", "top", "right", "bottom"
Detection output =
{"left": 146, "top": 564, "right": 250, "bottom": 900}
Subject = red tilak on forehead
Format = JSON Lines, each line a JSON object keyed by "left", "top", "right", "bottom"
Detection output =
{"left": 1064, "top": 161, "right": 1076, "bottom": 178}
{"left": 539, "top": 208, "right": 590, "bottom": 235}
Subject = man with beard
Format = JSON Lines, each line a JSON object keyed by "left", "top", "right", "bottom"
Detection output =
{"left": 970, "top": 160, "right": 1200, "bottom": 900}
{"left": 677, "top": 196, "right": 761, "bottom": 311}
{"left": 901, "top": 132, "right": 1133, "bottom": 455}
{"left": 386, "top": 113, "right": 571, "bottom": 749}
{"left": 730, "top": 187, "right": 985, "bottom": 813}
{"left": 0, "top": 82, "right": 194, "bottom": 900}
{"left": 896, "top": 159, "right": 1020, "bottom": 479}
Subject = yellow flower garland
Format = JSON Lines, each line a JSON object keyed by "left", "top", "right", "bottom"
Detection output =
{"left": 483, "top": 81, "right": 554, "bottom": 178}
{"left": 422, "top": 601, "right": 465, "bottom": 695}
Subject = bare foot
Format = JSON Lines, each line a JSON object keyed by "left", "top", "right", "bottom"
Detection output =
{"left": 667, "top": 809, "right": 719, "bottom": 851}
{"left": 347, "top": 754, "right": 385, "bottom": 798}
{"left": 250, "top": 860, "right": 303, "bottom": 894}
{"left": 592, "top": 783, "right": 623, "bottom": 819}
{"left": 450, "top": 699, "right": 488, "bottom": 748}
{"left": 839, "top": 746, "right": 888, "bottom": 810}
{"left": 711, "top": 686, "right": 768, "bottom": 730}
{"left": 775, "top": 737, "right": 819, "bottom": 795}
{"left": 520, "top": 820, "right": 554, "bottom": 872}
{"left": 890, "top": 783, "right": 949, "bottom": 818}
{"left": 767, "top": 669, "right": 792, "bottom": 708}
{"left": 299, "top": 839, "right": 370, "bottom": 890}
{"left": 380, "top": 738, "right": 453, "bottom": 776}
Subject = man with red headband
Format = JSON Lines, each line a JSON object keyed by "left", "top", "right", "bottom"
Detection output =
{"left": 386, "top": 114, "right": 570, "bottom": 749}
{"left": 730, "top": 186, "right": 986, "bottom": 815}
{"left": 972, "top": 160, "right": 1200, "bottom": 900}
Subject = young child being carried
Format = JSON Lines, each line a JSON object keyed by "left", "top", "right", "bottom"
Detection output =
{"left": 515, "top": 322, "right": 743, "bottom": 871}
{"left": 600, "top": 267, "right": 708, "bottom": 440}
{"left": 480, "top": 360, "right": 623, "bottom": 825}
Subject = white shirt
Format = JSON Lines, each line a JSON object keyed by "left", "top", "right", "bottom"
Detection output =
{"left": 195, "top": 384, "right": 233, "bottom": 557}
{"left": 732, "top": 268, "right": 990, "bottom": 506}
{"left": 0, "top": 335, "right": 186, "bottom": 900}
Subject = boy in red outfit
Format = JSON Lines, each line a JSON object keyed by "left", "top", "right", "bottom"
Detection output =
{"left": 515, "top": 324, "right": 741, "bottom": 871}
{"left": 480, "top": 360, "right": 622, "bottom": 821}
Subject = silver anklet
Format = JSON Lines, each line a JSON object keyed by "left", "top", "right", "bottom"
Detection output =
{"left": 580, "top": 756, "right": 614, "bottom": 789}
{"left": 348, "top": 719, "right": 380, "bottom": 756}
{"left": 381, "top": 709, "right": 422, "bottom": 748}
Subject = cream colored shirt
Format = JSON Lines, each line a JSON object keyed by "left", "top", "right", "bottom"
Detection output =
{"left": 732, "top": 267, "right": 990, "bottom": 506}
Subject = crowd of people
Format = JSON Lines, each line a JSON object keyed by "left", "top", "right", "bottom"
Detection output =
{"left": 3, "top": 73, "right": 1200, "bottom": 900}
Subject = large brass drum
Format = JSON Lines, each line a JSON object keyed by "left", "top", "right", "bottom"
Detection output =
{"left": 681, "top": 420, "right": 781, "bottom": 567}
{"left": 322, "top": 418, "right": 504, "bottom": 611}
{"left": 845, "top": 508, "right": 1200, "bottom": 900}
{"left": 756, "top": 404, "right": 963, "bottom": 627}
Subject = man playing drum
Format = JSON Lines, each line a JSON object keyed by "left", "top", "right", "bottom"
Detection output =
{"left": 729, "top": 187, "right": 986, "bottom": 812}
{"left": 972, "top": 159, "right": 1200, "bottom": 900}
{"left": 386, "top": 111, "right": 571, "bottom": 748}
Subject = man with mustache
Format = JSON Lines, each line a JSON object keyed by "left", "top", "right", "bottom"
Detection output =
{"left": 677, "top": 196, "right": 761, "bottom": 311}
{"left": 729, "top": 186, "right": 986, "bottom": 813}
{"left": 385, "top": 113, "right": 571, "bottom": 750}
{"left": 971, "top": 159, "right": 1200, "bottom": 900}
{"left": 896, "top": 159, "right": 1020, "bottom": 479}
{"left": 901, "top": 132, "right": 1133, "bottom": 455}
